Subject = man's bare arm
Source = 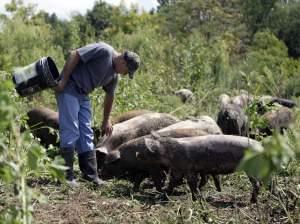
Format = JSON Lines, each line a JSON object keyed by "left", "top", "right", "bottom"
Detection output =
{"left": 101, "top": 93, "right": 114, "bottom": 136}
{"left": 54, "top": 50, "right": 80, "bottom": 92}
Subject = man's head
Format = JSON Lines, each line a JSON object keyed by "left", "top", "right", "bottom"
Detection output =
{"left": 114, "top": 51, "right": 140, "bottom": 78}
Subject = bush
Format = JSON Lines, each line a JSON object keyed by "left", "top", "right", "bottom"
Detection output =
{"left": 235, "top": 32, "right": 300, "bottom": 97}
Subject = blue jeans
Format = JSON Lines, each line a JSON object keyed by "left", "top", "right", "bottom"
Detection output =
{"left": 56, "top": 81, "right": 94, "bottom": 154}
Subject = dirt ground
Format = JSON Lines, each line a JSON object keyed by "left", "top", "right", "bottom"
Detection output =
{"left": 31, "top": 172, "right": 299, "bottom": 224}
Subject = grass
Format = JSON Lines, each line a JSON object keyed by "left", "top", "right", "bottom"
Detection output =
{"left": 0, "top": 163, "right": 294, "bottom": 224}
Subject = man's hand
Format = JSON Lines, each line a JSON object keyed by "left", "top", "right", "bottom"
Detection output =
{"left": 53, "top": 80, "right": 65, "bottom": 93}
{"left": 101, "top": 120, "right": 113, "bottom": 137}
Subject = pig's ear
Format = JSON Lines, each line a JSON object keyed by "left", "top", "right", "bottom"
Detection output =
{"left": 144, "top": 137, "right": 159, "bottom": 154}
{"left": 96, "top": 147, "right": 108, "bottom": 156}
{"left": 105, "top": 151, "right": 120, "bottom": 164}
{"left": 150, "top": 131, "right": 160, "bottom": 140}
{"left": 135, "top": 151, "right": 142, "bottom": 159}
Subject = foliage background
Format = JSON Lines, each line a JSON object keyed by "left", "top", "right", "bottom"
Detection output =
{"left": 0, "top": 0, "right": 299, "bottom": 223}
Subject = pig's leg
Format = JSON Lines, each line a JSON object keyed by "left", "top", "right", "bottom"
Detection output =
{"left": 248, "top": 175, "right": 260, "bottom": 203}
{"left": 199, "top": 174, "right": 222, "bottom": 192}
{"left": 212, "top": 175, "right": 222, "bottom": 192}
{"left": 149, "top": 167, "right": 165, "bottom": 192}
{"left": 198, "top": 174, "right": 208, "bottom": 190}
{"left": 187, "top": 172, "right": 200, "bottom": 201}
{"left": 132, "top": 172, "right": 147, "bottom": 192}
{"left": 166, "top": 170, "right": 184, "bottom": 194}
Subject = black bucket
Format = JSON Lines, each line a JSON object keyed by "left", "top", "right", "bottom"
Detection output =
{"left": 12, "top": 57, "right": 59, "bottom": 97}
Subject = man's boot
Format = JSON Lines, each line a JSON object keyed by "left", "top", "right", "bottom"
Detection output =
{"left": 60, "top": 148, "right": 79, "bottom": 187}
{"left": 78, "top": 150, "right": 105, "bottom": 186}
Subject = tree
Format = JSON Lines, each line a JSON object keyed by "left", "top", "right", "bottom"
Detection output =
{"left": 158, "top": 0, "right": 242, "bottom": 39}
{"left": 0, "top": 0, "right": 64, "bottom": 70}
{"left": 241, "top": 0, "right": 278, "bottom": 34}
{"left": 257, "top": 0, "right": 300, "bottom": 58}
{"left": 157, "top": 0, "right": 177, "bottom": 10}
{"left": 86, "top": 0, "right": 114, "bottom": 37}
{"left": 275, "top": 2, "right": 300, "bottom": 57}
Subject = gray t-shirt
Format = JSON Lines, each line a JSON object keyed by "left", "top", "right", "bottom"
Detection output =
{"left": 70, "top": 42, "right": 119, "bottom": 95}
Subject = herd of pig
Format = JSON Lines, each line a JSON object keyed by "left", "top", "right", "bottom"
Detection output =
{"left": 24, "top": 91, "right": 297, "bottom": 203}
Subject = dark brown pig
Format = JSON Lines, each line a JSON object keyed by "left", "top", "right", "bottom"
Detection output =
{"left": 111, "top": 109, "right": 152, "bottom": 125}
{"left": 137, "top": 134, "right": 263, "bottom": 203}
{"left": 258, "top": 95, "right": 296, "bottom": 112}
{"left": 100, "top": 137, "right": 166, "bottom": 192}
{"left": 96, "top": 113, "right": 179, "bottom": 168}
{"left": 26, "top": 106, "right": 59, "bottom": 148}
{"left": 231, "top": 90, "right": 252, "bottom": 109}
{"left": 26, "top": 107, "right": 102, "bottom": 148}
{"left": 260, "top": 106, "right": 294, "bottom": 135}
{"left": 217, "top": 94, "right": 248, "bottom": 136}
{"left": 156, "top": 116, "right": 223, "bottom": 192}
{"left": 270, "top": 97, "right": 296, "bottom": 108}
{"left": 158, "top": 116, "right": 222, "bottom": 135}
{"left": 100, "top": 126, "right": 221, "bottom": 192}
{"left": 217, "top": 104, "right": 248, "bottom": 136}
{"left": 175, "top": 89, "right": 193, "bottom": 103}
{"left": 100, "top": 129, "right": 199, "bottom": 192}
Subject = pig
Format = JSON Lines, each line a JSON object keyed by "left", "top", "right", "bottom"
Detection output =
{"left": 257, "top": 95, "right": 296, "bottom": 115}
{"left": 111, "top": 109, "right": 152, "bottom": 125}
{"left": 260, "top": 106, "right": 295, "bottom": 135}
{"left": 94, "top": 110, "right": 152, "bottom": 145}
{"left": 259, "top": 96, "right": 296, "bottom": 109}
{"left": 219, "top": 94, "right": 231, "bottom": 108}
{"left": 253, "top": 96, "right": 295, "bottom": 135}
{"left": 96, "top": 112, "right": 179, "bottom": 167}
{"left": 232, "top": 90, "right": 252, "bottom": 109}
{"left": 270, "top": 97, "right": 296, "bottom": 108}
{"left": 218, "top": 91, "right": 252, "bottom": 110}
{"left": 217, "top": 94, "right": 248, "bottom": 136}
{"left": 156, "top": 128, "right": 212, "bottom": 138}
{"left": 100, "top": 116, "right": 222, "bottom": 192}
{"left": 26, "top": 106, "right": 59, "bottom": 148}
{"left": 158, "top": 116, "right": 222, "bottom": 135}
{"left": 137, "top": 134, "right": 263, "bottom": 203}
{"left": 100, "top": 136, "right": 168, "bottom": 192}
{"left": 175, "top": 89, "right": 193, "bottom": 103}
{"left": 101, "top": 128, "right": 216, "bottom": 192}
{"left": 157, "top": 117, "right": 223, "bottom": 191}
{"left": 26, "top": 107, "right": 103, "bottom": 148}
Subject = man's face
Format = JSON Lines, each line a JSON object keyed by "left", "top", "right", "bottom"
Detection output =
{"left": 117, "top": 58, "right": 129, "bottom": 75}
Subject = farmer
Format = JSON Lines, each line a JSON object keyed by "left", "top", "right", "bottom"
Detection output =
{"left": 54, "top": 42, "right": 140, "bottom": 186}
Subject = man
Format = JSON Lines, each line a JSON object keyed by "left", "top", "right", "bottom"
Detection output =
{"left": 54, "top": 42, "right": 140, "bottom": 186}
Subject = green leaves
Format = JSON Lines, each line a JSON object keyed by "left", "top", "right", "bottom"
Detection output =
{"left": 240, "top": 31, "right": 299, "bottom": 96}
{"left": 0, "top": 79, "right": 65, "bottom": 223}
{"left": 26, "top": 144, "right": 45, "bottom": 171}
{"left": 241, "top": 0, "right": 278, "bottom": 33}
{"left": 46, "top": 156, "right": 67, "bottom": 182}
{"left": 238, "top": 132, "right": 297, "bottom": 183}
{"left": 0, "top": 161, "right": 18, "bottom": 183}
{"left": 239, "top": 149, "right": 272, "bottom": 181}
{"left": 0, "top": 6, "right": 65, "bottom": 71}
{"left": 0, "top": 79, "right": 16, "bottom": 129}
